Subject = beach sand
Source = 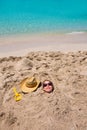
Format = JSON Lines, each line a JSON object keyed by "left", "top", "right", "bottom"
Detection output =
{"left": 0, "top": 33, "right": 87, "bottom": 130}
{"left": 0, "top": 32, "right": 87, "bottom": 57}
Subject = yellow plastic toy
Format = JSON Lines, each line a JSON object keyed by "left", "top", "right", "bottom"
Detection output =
{"left": 13, "top": 87, "right": 22, "bottom": 101}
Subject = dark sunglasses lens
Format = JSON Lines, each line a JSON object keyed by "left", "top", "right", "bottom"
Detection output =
{"left": 43, "top": 82, "right": 52, "bottom": 87}
{"left": 48, "top": 83, "right": 52, "bottom": 86}
{"left": 43, "top": 84, "right": 47, "bottom": 87}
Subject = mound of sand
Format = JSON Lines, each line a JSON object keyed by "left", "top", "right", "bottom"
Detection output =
{"left": 0, "top": 51, "right": 87, "bottom": 130}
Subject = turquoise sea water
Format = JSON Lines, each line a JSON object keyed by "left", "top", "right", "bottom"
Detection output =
{"left": 0, "top": 0, "right": 87, "bottom": 36}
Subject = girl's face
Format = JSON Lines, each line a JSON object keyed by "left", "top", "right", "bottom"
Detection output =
{"left": 43, "top": 80, "right": 53, "bottom": 93}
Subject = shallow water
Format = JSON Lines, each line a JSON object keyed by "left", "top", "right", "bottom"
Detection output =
{"left": 0, "top": 0, "right": 87, "bottom": 35}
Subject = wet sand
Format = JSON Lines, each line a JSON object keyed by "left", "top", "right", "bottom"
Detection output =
{"left": 0, "top": 32, "right": 87, "bottom": 57}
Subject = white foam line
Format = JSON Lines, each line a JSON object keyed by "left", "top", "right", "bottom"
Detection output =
{"left": 66, "top": 31, "right": 85, "bottom": 35}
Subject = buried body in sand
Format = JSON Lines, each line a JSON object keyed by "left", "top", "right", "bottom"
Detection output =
{"left": 20, "top": 77, "right": 54, "bottom": 94}
{"left": 0, "top": 51, "right": 87, "bottom": 130}
{"left": 13, "top": 77, "right": 54, "bottom": 101}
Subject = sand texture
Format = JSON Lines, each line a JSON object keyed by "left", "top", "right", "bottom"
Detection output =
{"left": 0, "top": 51, "right": 87, "bottom": 130}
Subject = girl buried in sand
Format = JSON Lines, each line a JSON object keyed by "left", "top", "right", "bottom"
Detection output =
{"left": 42, "top": 80, "right": 54, "bottom": 93}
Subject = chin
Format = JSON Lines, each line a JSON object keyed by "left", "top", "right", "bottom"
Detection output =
{"left": 47, "top": 89, "right": 52, "bottom": 93}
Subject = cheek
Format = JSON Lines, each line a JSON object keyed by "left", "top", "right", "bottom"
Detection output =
{"left": 48, "top": 86, "right": 52, "bottom": 89}
{"left": 43, "top": 86, "right": 53, "bottom": 91}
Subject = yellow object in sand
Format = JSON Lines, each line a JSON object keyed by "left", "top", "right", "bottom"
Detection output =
{"left": 13, "top": 87, "right": 22, "bottom": 101}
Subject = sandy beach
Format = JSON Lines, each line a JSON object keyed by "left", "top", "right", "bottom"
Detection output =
{"left": 0, "top": 32, "right": 87, "bottom": 57}
{"left": 0, "top": 33, "right": 87, "bottom": 130}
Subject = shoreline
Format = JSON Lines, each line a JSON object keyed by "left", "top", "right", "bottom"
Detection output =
{"left": 0, "top": 32, "right": 87, "bottom": 58}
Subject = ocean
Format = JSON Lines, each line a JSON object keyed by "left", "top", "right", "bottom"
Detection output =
{"left": 0, "top": 0, "right": 87, "bottom": 36}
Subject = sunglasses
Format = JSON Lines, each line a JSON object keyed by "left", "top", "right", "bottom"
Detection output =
{"left": 43, "top": 82, "right": 52, "bottom": 87}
